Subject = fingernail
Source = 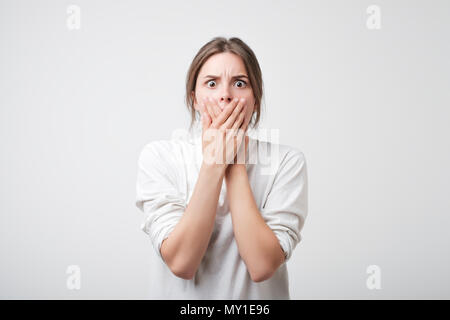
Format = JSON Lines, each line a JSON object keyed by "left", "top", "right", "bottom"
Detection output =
{"left": 240, "top": 98, "right": 245, "bottom": 103}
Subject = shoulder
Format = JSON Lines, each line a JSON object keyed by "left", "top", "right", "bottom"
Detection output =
{"left": 138, "top": 138, "right": 189, "bottom": 163}
{"left": 138, "top": 139, "right": 165, "bottom": 157}
{"left": 276, "top": 142, "right": 305, "bottom": 162}
{"left": 137, "top": 138, "right": 189, "bottom": 176}
{"left": 253, "top": 138, "right": 306, "bottom": 173}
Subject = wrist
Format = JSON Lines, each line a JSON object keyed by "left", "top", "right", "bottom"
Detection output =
{"left": 225, "top": 163, "right": 246, "bottom": 179}
{"left": 201, "top": 161, "right": 227, "bottom": 178}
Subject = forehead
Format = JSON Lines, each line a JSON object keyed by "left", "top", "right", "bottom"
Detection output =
{"left": 199, "top": 52, "right": 247, "bottom": 76}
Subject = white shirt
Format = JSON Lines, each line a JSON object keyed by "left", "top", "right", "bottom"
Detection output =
{"left": 135, "top": 121, "right": 308, "bottom": 299}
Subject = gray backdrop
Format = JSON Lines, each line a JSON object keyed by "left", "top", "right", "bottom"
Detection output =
{"left": 1, "top": 0, "right": 449, "bottom": 299}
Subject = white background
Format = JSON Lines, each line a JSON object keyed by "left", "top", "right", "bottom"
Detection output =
{"left": 1, "top": 0, "right": 449, "bottom": 299}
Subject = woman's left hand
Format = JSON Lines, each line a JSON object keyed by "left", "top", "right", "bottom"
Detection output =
{"left": 235, "top": 135, "right": 249, "bottom": 165}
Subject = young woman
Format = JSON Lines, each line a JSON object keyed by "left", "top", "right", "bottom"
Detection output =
{"left": 135, "top": 37, "right": 308, "bottom": 299}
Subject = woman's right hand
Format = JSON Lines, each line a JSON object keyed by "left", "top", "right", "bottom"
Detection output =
{"left": 200, "top": 97, "right": 247, "bottom": 170}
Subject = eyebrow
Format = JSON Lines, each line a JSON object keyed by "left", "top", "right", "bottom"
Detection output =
{"left": 203, "top": 74, "right": 249, "bottom": 80}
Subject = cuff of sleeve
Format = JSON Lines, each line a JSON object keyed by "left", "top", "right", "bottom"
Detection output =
{"left": 273, "top": 230, "right": 298, "bottom": 262}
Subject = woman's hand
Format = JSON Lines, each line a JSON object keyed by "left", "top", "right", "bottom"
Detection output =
{"left": 204, "top": 97, "right": 251, "bottom": 166}
{"left": 200, "top": 97, "right": 247, "bottom": 170}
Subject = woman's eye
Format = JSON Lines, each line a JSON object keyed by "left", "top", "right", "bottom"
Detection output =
{"left": 206, "top": 79, "right": 246, "bottom": 88}
{"left": 206, "top": 80, "right": 216, "bottom": 88}
{"left": 235, "top": 80, "right": 247, "bottom": 88}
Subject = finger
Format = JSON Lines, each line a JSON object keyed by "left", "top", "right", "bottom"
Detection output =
{"left": 242, "top": 120, "right": 248, "bottom": 132}
{"left": 202, "top": 97, "right": 215, "bottom": 120}
{"left": 202, "top": 97, "right": 214, "bottom": 121}
{"left": 241, "top": 112, "right": 251, "bottom": 132}
{"left": 215, "top": 97, "right": 239, "bottom": 126}
{"left": 236, "top": 125, "right": 245, "bottom": 144}
{"left": 208, "top": 97, "right": 221, "bottom": 119}
{"left": 225, "top": 108, "right": 244, "bottom": 143}
{"left": 205, "top": 103, "right": 214, "bottom": 120}
{"left": 223, "top": 98, "right": 246, "bottom": 129}
{"left": 202, "top": 110, "right": 211, "bottom": 129}
{"left": 226, "top": 120, "right": 244, "bottom": 150}
{"left": 242, "top": 135, "right": 249, "bottom": 152}
{"left": 231, "top": 133, "right": 238, "bottom": 164}
{"left": 234, "top": 128, "right": 247, "bottom": 164}
{"left": 205, "top": 103, "right": 217, "bottom": 127}
{"left": 231, "top": 108, "right": 245, "bottom": 131}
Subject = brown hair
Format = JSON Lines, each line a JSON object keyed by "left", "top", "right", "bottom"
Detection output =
{"left": 185, "top": 36, "right": 264, "bottom": 130}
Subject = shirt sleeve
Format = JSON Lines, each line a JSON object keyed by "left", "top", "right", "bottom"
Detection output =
{"left": 260, "top": 149, "right": 308, "bottom": 262}
{"left": 135, "top": 141, "right": 187, "bottom": 262}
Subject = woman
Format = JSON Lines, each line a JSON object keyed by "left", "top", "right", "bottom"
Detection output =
{"left": 135, "top": 37, "right": 308, "bottom": 299}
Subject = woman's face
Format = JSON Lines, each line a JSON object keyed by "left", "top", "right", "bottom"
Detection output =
{"left": 193, "top": 52, "right": 255, "bottom": 127}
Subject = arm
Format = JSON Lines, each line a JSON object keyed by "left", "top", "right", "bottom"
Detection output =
{"left": 163, "top": 96, "right": 246, "bottom": 280}
{"left": 225, "top": 164, "right": 286, "bottom": 283}
{"left": 161, "top": 162, "right": 225, "bottom": 280}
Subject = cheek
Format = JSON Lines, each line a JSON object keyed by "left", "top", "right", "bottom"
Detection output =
{"left": 245, "top": 103, "right": 254, "bottom": 125}
{"left": 194, "top": 91, "right": 207, "bottom": 112}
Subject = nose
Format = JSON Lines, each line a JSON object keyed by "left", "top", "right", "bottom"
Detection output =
{"left": 220, "top": 96, "right": 232, "bottom": 104}
{"left": 219, "top": 90, "right": 233, "bottom": 110}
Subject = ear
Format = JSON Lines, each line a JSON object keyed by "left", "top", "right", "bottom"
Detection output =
{"left": 191, "top": 91, "right": 199, "bottom": 111}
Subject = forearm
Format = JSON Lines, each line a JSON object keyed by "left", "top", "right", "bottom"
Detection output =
{"left": 225, "top": 165, "right": 284, "bottom": 281}
{"left": 161, "top": 162, "right": 225, "bottom": 279}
